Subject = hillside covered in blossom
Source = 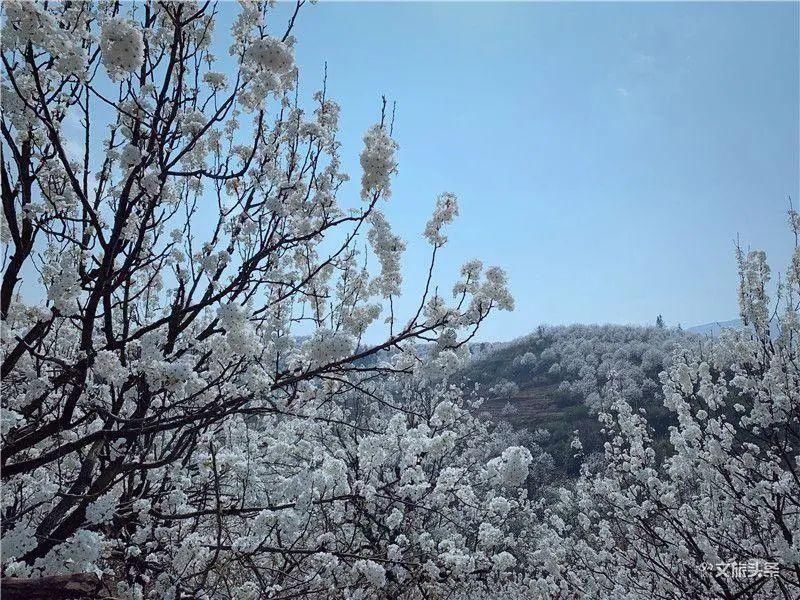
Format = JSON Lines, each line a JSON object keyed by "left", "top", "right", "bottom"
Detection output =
{"left": 463, "top": 324, "right": 697, "bottom": 475}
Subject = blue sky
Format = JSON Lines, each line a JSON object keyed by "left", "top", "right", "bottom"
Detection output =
{"left": 260, "top": 1, "right": 798, "bottom": 341}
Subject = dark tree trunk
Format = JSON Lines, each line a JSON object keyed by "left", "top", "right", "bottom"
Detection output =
{"left": 1, "top": 574, "right": 101, "bottom": 599}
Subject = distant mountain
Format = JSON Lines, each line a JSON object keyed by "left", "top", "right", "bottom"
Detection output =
{"left": 687, "top": 318, "right": 743, "bottom": 336}
{"left": 687, "top": 318, "right": 780, "bottom": 338}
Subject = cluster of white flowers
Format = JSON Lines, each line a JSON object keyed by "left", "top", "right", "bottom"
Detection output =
{"left": 217, "top": 302, "right": 257, "bottom": 356}
{"left": 119, "top": 144, "right": 142, "bottom": 171}
{"left": 181, "top": 110, "right": 208, "bottom": 136}
{"left": 482, "top": 267, "right": 514, "bottom": 312}
{"left": 1, "top": 522, "right": 37, "bottom": 562}
{"left": 247, "top": 37, "right": 294, "bottom": 74}
{"left": 488, "top": 379, "right": 519, "bottom": 398}
{"left": 304, "top": 329, "right": 355, "bottom": 367}
{"left": 45, "top": 254, "right": 80, "bottom": 313}
{"left": 367, "top": 210, "right": 406, "bottom": 297}
{"left": 360, "top": 125, "right": 398, "bottom": 200}
{"left": 3, "top": 1, "right": 58, "bottom": 49}
{"left": 477, "top": 522, "right": 503, "bottom": 548}
{"left": 737, "top": 247, "right": 771, "bottom": 337}
{"left": 85, "top": 491, "right": 118, "bottom": 525}
{"left": 39, "top": 530, "right": 102, "bottom": 576}
{"left": 453, "top": 259, "right": 483, "bottom": 297}
{"left": 92, "top": 350, "right": 128, "bottom": 387}
{"left": 486, "top": 446, "right": 533, "bottom": 487}
{"left": 196, "top": 247, "right": 230, "bottom": 274}
{"left": 487, "top": 496, "right": 512, "bottom": 518}
{"left": 491, "top": 550, "right": 517, "bottom": 573}
{"left": 513, "top": 351, "right": 537, "bottom": 367}
{"left": 424, "top": 192, "right": 460, "bottom": 246}
{"left": 202, "top": 71, "right": 228, "bottom": 90}
{"left": 100, "top": 18, "right": 144, "bottom": 79}
{"left": 148, "top": 359, "right": 196, "bottom": 393}
{"left": 386, "top": 507, "right": 404, "bottom": 530}
{"left": 353, "top": 559, "right": 386, "bottom": 588}
{"left": 3, "top": 1, "right": 88, "bottom": 76}
{"left": 239, "top": 36, "right": 295, "bottom": 109}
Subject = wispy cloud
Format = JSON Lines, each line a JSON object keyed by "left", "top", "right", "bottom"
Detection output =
{"left": 632, "top": 52, "right": 656, "bottom": 73}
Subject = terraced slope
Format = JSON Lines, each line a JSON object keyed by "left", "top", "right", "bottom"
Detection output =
{"left": 463, "top": 324, "right": 694, "bottom": 474}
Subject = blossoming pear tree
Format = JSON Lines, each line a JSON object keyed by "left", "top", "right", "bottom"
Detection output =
{"left": 0, "top": 2, "right": 535, "bottom": 598}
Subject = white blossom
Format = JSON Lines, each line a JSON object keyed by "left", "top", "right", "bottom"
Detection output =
{"left": 100, "top": 18, "right": 144, "bottom": 79}
{"left": 360, "top": 125, "right": 398, "bottom": 200}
